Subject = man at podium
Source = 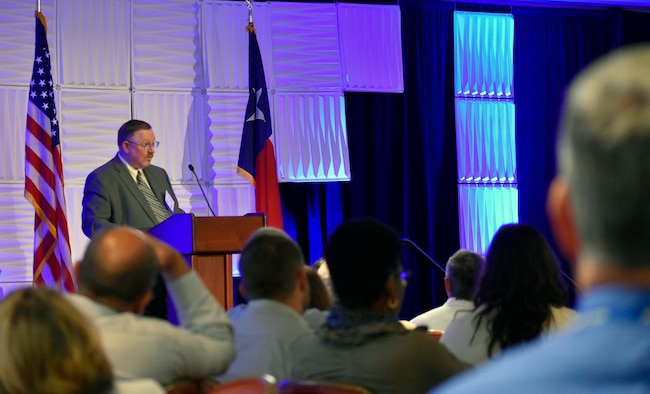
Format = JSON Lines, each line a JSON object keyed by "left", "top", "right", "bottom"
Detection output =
{"left": 81, "top": 119, "right": 185, "bottom": 319}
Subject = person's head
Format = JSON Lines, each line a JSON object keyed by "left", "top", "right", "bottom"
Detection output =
{"left": 325, "top": 218, "right": 404, "bottom": 314}
{"left": 548, "top": 45, "right": 650, "bottom": 288}
{"left": 475, "top": 223, "right": 567, "bottom": 355}
{"left": 0, "top": 287, "right": 113, "bottom": 394}
{"left": 444, "top": 249, "right": 484, "bottom": 300}
{"left": 239, "top": 227, "right": 309, "bottom": 312}
{"left": 117, "top": 119, "right": 157, "bottom": 169}
{"left": 305, "top": 266, "right": 332, "bottom": 311}
{"left": 76, "top": 226, "right": 158, "bottom": 314}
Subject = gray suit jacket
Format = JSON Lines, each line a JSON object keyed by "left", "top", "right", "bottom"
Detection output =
{"left": 82, "top": 154, "right": 184, "bottom": 238}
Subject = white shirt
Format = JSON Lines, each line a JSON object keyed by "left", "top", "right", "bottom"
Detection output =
{"left": 221, "top": 299, "right": 314, "bottom": 381}
{"left": 410, "top": 298, "right": 475, "bottom": 331}
{"left": 440, "top": 305, "right": 577, "bottom": 365}
{"left": 117, "top": 152, "right": 152, "bottom": 188}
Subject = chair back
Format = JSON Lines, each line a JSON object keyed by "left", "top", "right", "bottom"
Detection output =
{"left": 207, "top": 375, "right": 277, "bottom": 394}
{"left": 165, "top": 379, "right": 200, "bottom": 394}
{"left": 427, "top": 329, "right": 444, "bottom": 341}
{"left": 278, "top": 380, "right": 372, "bottom": 394}
{"left": 165, "top": 378, "right": 219, "bottom": 394}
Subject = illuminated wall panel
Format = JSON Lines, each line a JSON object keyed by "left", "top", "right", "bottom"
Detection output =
{"left": 455, "top": 12, "right": 514, "bottom": 98}
{"left": 338, "top": 3, "right": 404, "bottom": 92}
{"left": 458, "top": 185, "right": 519, "bottom": 254}
{"left": 456, "top": 100, "right": 516, "bottom": 183}
{"left": 455, "top": 11, "right": 517, "bottom": 253}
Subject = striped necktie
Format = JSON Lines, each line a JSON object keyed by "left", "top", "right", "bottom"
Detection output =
{"left": 136, "top": 171, "right": 171, "bottom": 224}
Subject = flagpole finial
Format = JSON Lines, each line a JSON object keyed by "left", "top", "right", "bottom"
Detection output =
{"left": 244, "top": 0, "right": 256, "bottom": 34}
{"left": 245, "top": 0, "right": 253, "bottom": 24}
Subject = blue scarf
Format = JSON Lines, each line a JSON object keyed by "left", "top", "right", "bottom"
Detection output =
{"left": 319, "top": 305, "right": 407, "bottom": 346}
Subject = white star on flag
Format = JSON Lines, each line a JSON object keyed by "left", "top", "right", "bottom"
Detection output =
{"left": 245, "top": 88, "right": 266, "bottom": 123}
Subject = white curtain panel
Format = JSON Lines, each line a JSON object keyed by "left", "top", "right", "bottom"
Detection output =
{"left": 454, "top": 11, "right": 514, "bottom": 98}
{"left": 458, "top": 184, "right": 519, "bottom": 255}
{"left": 0, "top": 0, "right": 402, "bottom": 289}
{"left": 455, "top": 99, "right": 516, "bottom": 183}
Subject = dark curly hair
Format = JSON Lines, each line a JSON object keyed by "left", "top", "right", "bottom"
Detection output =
{"left": 325, "top": 218, "right": 402, "bottom": 310}
{"left": 473, "top": 223, "right": 567, "bottom": 356}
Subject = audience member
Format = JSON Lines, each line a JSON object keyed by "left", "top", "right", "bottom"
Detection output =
{"left": 67, "top": 226, "right": 235, "bottom": 385}
{"left": 221, "top": 228, "right": 313, "bottom": 381}
{"left": 0, "top": 287, "right": 164, "bottom": 394}
{"left": 229, "top": 266, "right": 329, "bottom": 331}
{"left": 302, "top": 266, "right": 332, "bottom": 330}
{"left": 440, "top": 223, "right": 576, "bottom": 365}
{"left": 434, "top": 44, "right": 650, "bottom": 394}
{"left": 410, "top": 249, "right": 483, "bottom": 331}
{"left": 305, "top": 265, "right": 332, "bottom": 311}
{"left": 312, "top": 257, "right": 334, "bottom": 300}
{"left": 296, "top": 218, "right": 468, "bottom": 394}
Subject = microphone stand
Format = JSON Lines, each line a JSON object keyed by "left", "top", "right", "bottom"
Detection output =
{"left": 400, "top": 238, "right": 446, "bottom": 274}
{"left": 187, "top": 164, "right": 217, "bottom": 216}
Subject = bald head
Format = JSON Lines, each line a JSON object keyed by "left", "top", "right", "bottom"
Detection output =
{"left": 77, "top": 227, "right": 158, "bottom": 304}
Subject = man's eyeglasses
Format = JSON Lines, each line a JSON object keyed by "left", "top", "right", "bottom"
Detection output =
{"left": 127, "top": 140, "right": 160, "bottom": 150}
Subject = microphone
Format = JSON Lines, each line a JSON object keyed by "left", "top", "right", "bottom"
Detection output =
{"left": 187, "top": 164, "right": 216, "bottom": 216}
{"left": 400, "top": 238, "right": 446, "bottom": 274}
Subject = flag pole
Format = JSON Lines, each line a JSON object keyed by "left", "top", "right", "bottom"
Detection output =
{"left": 244, "top": 0, "right": 256, "bottom": 34}
{"left": 245, "top": 0, "right": 253, "bottom": 24}
{"left": 37, "top": 0, "right": 40, "bottom": 13}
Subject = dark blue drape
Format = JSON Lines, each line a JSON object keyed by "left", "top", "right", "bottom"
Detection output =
{"left": 279, "top": 2, "right": 650, "bottom": 317}
{"left": 281, "top": 1, "right": 458, "bottom": 319}
{"left": 514, "top": 8, "right": 621, "bottom": 246}
{"left": 514, "top": 8, "right": 650, "bottom": 304}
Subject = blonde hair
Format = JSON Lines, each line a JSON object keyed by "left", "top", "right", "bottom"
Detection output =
{"left": 0, "top": 287, "right": 114, "bottom": 394}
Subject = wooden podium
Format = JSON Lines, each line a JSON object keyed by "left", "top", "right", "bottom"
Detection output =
{"left": 148, "top": 213, "right": 265, "bottom": 309}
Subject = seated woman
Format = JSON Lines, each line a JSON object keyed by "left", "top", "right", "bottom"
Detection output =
{"left": 296, "top": 218, "right": 468, "bottom": 394}
{"left": 302, "top": 266, "right": 333, "bottom": 330}
{"left": 0, "top": 287, "right": 163, "bottom": 394}
{"left": 305, "top": 265, "right": 333, "bottom": 311}
{"left": 440, "top": 223, "right": 577, "bottom": 365}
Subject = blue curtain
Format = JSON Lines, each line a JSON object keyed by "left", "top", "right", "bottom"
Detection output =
{"left": 280, "top": 1, "right": 458, "bottom": 319}
{"left": 279, "top": 3, "right": 650, "bottom": 316}
{"left": 514, "top": 7, "right": 650, "bottom": 304}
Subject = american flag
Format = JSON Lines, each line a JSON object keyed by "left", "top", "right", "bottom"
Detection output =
{"left": 24, "top": 12, "right": 75, "bottom": 291}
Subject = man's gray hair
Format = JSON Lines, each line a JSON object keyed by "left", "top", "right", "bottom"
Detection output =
{"left": 559, "top": 44, "right": 650, "bottom": 269}
{"left": 238, "top": 227, "right": 306, "bottom": 300}
{"left": 445, "top": 249, "right": 484, "bottom": 300}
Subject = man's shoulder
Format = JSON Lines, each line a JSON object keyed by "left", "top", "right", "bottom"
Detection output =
{"left": 234, "top": 300, "right": 310, "bottom": 332}
{"left": 432, "top": 340, "right": 553, "bottom": 393}
{"left": 88, "top": 155, "right": 121, "bottom": 177}
{"left": 432, "top": 325, "right": 612, "bottom": 394}
{"left": 411, "top": 300, "right": 473, "bottom": 328}
{"left": 66, "top": 293, "right": 115, "bottom": 318}
{"left": 144, "top": 164, "right": 168, "bottom": 176}
{"left": 93, "top": 309, "right": 182, "bottom": 337}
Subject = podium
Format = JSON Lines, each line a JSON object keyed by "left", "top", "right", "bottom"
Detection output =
{"left": 148, "top": 213, "right": 265, "bottom": 309}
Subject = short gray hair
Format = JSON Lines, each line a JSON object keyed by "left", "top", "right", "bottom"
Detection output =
{"left": 445, "top": 249, "right": 483, "bottom": 300}
{"left": 239, "top": 227, "right": 305, "bottom": 300}
{"left": 559, "top": 45, "right": 650, "bottom": 268}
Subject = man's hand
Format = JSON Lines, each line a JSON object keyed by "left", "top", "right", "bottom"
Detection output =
{"left": 145, "top": 234, "right": 190, "bottom": 281}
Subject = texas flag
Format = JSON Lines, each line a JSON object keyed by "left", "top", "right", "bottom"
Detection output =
{"left": 237, "top": 27, "right": 283, "bottom": 229}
